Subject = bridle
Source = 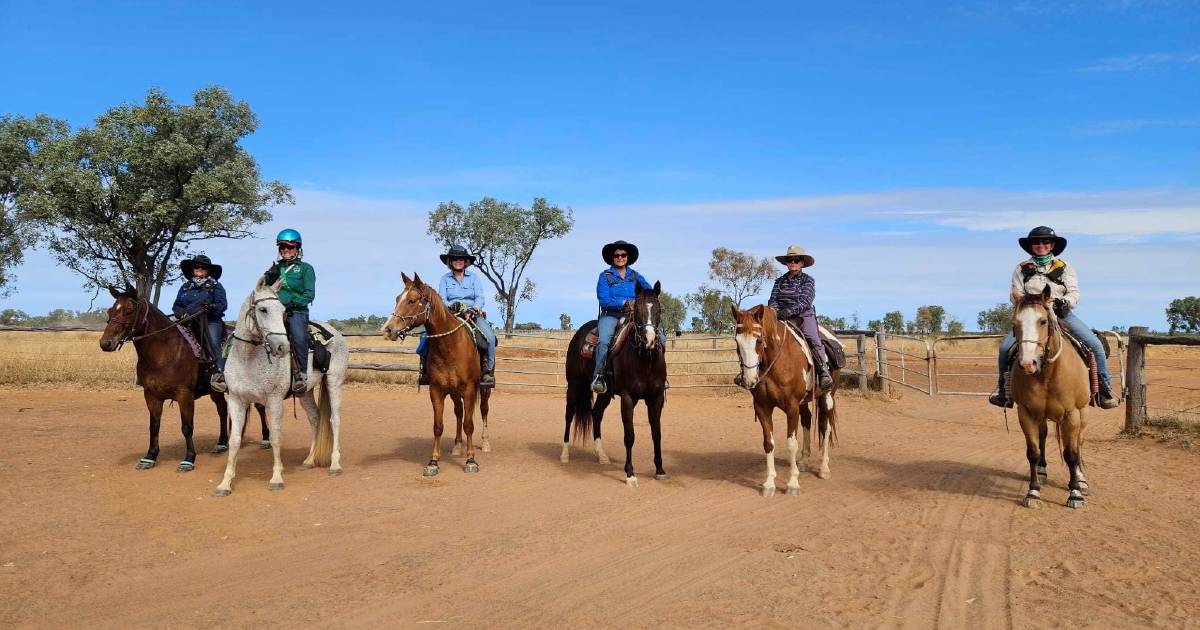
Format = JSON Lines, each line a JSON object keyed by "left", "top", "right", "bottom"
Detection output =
{"left": 1017, "top": 302, "right": 1064, "bottom": 367}
{"left": 107, "top": 296, "right": 205, "bottom": 350}
{"left": 389, "top": 287, "right": 467, "bottom": 341}
{"left": 735, "top": 320, "right": 781, "bottom": 384}
{"left": 233, "top": 294, "right": 289, "bottom": 360}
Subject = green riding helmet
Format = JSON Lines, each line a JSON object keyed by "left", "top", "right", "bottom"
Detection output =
{"left": 276, "top": 228, "right": 302, "bottom": 245}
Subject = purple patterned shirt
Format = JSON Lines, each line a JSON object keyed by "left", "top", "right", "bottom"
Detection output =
{"left": 767, "top": 271, "right": 816, "bottom": 320}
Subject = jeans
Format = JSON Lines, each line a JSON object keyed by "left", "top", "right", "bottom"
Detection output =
{"left": 204, "top": 320, "right": 226, "bottom": 371}
{"left": 286, "top": 310, "right": 309, "bottom": 375}
{"left": 592, "top": 314, "right": 620, "bottom": 382}
{"left": 998, "top": 311, "right": 1110, "bottom": 390}
{"left": 786, "top": 314, "right": 829, "bottom": 367}
{"left": 417, "top": 319, "right": 496, "bottom": 370}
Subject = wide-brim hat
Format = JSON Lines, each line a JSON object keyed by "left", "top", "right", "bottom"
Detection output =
{"left": 181, "top": 254, "right": 222, "bottom": 280}
{"left": 1018, "top": 226, "right": 1067, "bottom": 256}
{"left": 439, "top": 245, "right": 477, "bottom": 265}
{"left": 602, "top": 240, "right": 639, "bottom": 266}
{"left": 774, "top": 245, "right": 815, "bottom": 267}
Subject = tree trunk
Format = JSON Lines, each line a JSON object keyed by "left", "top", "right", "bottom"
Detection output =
{"left": 504, "top": 291, "right": 516, "bottom": 334}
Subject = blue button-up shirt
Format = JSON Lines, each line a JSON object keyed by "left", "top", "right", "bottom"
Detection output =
{"left": 596, "top": 266, "right": 652, "bottom": 312}
{"left": 440, "top": 269, "right": 487, "bottom": 311}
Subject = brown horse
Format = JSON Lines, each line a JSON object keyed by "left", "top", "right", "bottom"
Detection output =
{"left": 563, "top": 282, "right": 667, "bottom": 487}
{"left": 731, "top": 304, "right": 839, "bottom": 496}
{"left": 99, "top": 286, "right": 266, "bottom": 472}
{"left": 382, "top": 273, "right": 492, "bottom": 476}
{"left": 1010, "top": 285, "right": 1091, "bottom": 509}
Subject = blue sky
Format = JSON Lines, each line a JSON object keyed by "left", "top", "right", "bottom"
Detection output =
{"left": 2, "top": 0, "right": 1198, "bottom": 329}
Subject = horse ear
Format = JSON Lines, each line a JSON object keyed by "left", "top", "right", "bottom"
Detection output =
{"left": 753, "top": 305, "right": 765, "bottom": 322}
{"left": 255, "top": 275, "right": 267, "bottom": 291}
{"left": 730, "top": 303, "right": 740, "bottom": 319}
{"left": 412, "top": 273, "right": 424, "bottom": 287}
{"left": 108, "top": 286, "right": 122, "bottom": 299}
{"left": 652, "top": 280, "right": 661, "bottom": 296}
{"left": 401, "top": 272, "right": 412, "bottom": 286}
{"left": 635, "top": 283, "right": 644, "bottom": 297}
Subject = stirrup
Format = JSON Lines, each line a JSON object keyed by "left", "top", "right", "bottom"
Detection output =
{"left": 988, "top": 391, "right": 1013, "bottom": 408}
{"left": 1098, "top": 389, "right": 1119, "bottom": 409}
{"left": 210, "top": 372, "right": 227, "bottom": 393}
{"left": 591, "top": 378, "right": 607, "bottom": 394}
{"left": 291, "top": 374, "right": 307, "bottom": 393}
{"left": 479, "top": 371, "right": 495, "bottom": 388}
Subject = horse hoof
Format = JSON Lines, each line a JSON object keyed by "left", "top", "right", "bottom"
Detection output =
{"left": 299, "top": 462, "right": 314, "bottom": 470}
{"left": 211, "top": 445, "right": 228, "bottom": 454}
{"left": 135, "top": 459, "right": 156, "bottom": 470}
{"left": 1037, "top": 475, "right": 1048, "bottom": 485}
{"left": 177, "top": 462, "right": 195, "bottom": 473}
{"left": 560, "top": 455, "right": 570, "bottom": 464}
{"left": 451, "top": 444, "right": 462, "bottom": 456}
{"left": 598, "top": 455, "right": 611, "bottom": 465}
{"left": 328, "top": 468, "right": 343, "bottom": 477}
{"left": 422, "top": 465, "right": 440, "bottom": 477}
{"left": 817, "top": 469, "right": 831, "bottom": 480}
{"left": 1023, "top": 496, "right": 1042, "bottom": 509}
{"left": 626, "top": 477, "right": 638, "bottom": 488}
{"left": 786, "top": 486, "right": 800, "bottom": 496}
{"left": 655, "top": 473, "right": 668, "bottom": 481}
{"left": 464, "top": 460, "right": 480, "bottom": 473}
{"left": 1079, "top": 485, "right": 1090, "bottom": 497}
{"left": 213, "top": 488, "right": 231, "bottom": 497}
{"left": 260, "top": 442, "right": 271, "bottom": 450}
{"left": 1067, "top": 497, "right": 1086, "bottom": 509}
{"left": 761, "top": 486, "right": 776, "bottom": 497}
{"left": 480, "top": 441, "right": 492, "bottom": 453}
{"left": 268, "top": 482, "right": 284, "bottom": 491}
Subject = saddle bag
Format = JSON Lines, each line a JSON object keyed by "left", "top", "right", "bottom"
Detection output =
{"left": 307, "top": 321, "right": 335, "bottom": 374}
{"left": 823, "top": 337, "right": 847, "bottom": 371}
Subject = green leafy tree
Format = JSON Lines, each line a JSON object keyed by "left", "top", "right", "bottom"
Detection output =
{"left": 0, "top": 308, "right": 29, "bottom": 324}
{"left": 1166, "top": 296, "right": 1200, "bottom": 333}
{"left": 977, "top": 303, "right": 1014, "bottom": 333}
{"left": 0, "top": 114, "right": 67, "bottom": 296}
{"left": 867, "top": 318, "right": 882, "bottom": 332}
{"left": 659, "top": 291, "right": 687, "bottom": 333}
{"left": 706, "top": 247, "right": 776, "bottom": 306}
{"left": 946, "top": 319, "right": 966, "bottom": 335}
{"left": 12, "top": 87, "right": 291, "bottom": 304}
{"left": 914, "top": 304, "right": 946, "bottom": 335}
{"left": 882, "top": 310, "right": 905, "bottom": 333}
{"left": 427, "top": 196, "right": 573, "bottom": 333}
{"left": 559, "top": 313, "right": 572, "bottom": 331}
{"left": 514, "top": 322, "right": 542, "bottom": 331}
{"left": 685, "top": 284, "right": 735, "bottom": 333}
{"left": 817, "top": 314, "right": 847, "bottom": 330}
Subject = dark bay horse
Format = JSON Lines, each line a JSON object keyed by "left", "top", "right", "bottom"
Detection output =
{"left": 382, "top": 273, "right": 492, "bottom": 476}
{"left": 99, "top": 286, "right": 267, "bottom": 472}
{"left": 563, "top": 281, "right": 667, "bottom": 487}
{"left": 731, "top": 304, "right": 839, "bottom": 496}
{"left": 1011, "top": 285, "right": 1091, "bottom": 510}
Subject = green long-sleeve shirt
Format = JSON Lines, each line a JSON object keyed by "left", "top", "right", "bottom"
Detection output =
{"left": 278, "top": 259, "right": 316, "bottom": 311}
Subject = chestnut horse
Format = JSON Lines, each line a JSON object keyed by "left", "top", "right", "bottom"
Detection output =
{"left": 731, "top": 304, "right": 839, "bottom": 497}
{"left": 563, "top": 282, "right": 667, "bottom": 487}
{"left": 1010, "top": 285, "right": 1091, "bottom": 510}
{"left": 382, "top": 273, "right": 492, "bottom": 477}
{"left": 99, "top": 286, "right": 267, "bottom": 473}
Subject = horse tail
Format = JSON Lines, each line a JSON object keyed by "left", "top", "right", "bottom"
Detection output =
{"left": 312, "top": 377, "right": 334, "bottom": 467}
{"left": 570, "top": 382, "right": 594, "bottom": 443}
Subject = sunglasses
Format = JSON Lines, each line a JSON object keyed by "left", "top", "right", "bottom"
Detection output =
{"left": 1030, "top": 239, "right": 1055, "bottom": 245}
{"left": 786, "top": 257, "right": 805, "bottom": 264}
{"left": 449, "top": 257, "right": 468, "bottom": 262}
{"left": 612, "top": 252, "right": 629, "bottom": 258}
{"left": 278, "top": 243, "right": 297, "bottom": 250}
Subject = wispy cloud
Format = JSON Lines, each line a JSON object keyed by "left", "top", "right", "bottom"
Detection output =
{"left": 1081, "top": 118, "right": 1200, "bottom": 135}
{"left": 1081, "top": 51, "right": 1200, "bottom": 72}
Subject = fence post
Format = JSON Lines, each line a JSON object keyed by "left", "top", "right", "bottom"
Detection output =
{"left": 875, "top": 331, "right": 889, "bottom": 391}
{"left": 712, "top": 337, "right": 717, "bottom": 349}
{"left": 1125, "top": 325, "right": 1147, "bottom": 433}
{"left": 856, "top": 334, "right": 867, "bottom": 392}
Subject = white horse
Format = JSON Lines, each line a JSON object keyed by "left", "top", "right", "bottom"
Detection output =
{"left": 214, "top": 277, "right": 349, "bottom": 496}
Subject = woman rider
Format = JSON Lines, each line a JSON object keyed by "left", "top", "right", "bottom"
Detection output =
{"left": 416, "top": 245, "right": 498, "bottom": 388}
{"left": 989, "top": 226, "right": 1118, "bottom": 409}
{"left": 591, "top": 240, "right": 654, "bottom": 394}
{"left": 262, "top": 228, "right": 315, "bottom": 393}
{"left": 766, "top": 245, "right": 834, "bottom": 390}
{"left": 171, "top": 254, "right": 229, "bottom": 392}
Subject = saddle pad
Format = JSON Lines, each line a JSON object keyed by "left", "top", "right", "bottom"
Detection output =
{"left": 580, "top": 319, "right": 634, "bottom": 360}
{"left": 308, "top": 321, "right": 335, "bottom": 347}
{"left": 175, "top": 324, "right": 202, "bottom": 359}
{"left": 582, "top": 328, "right": 599, "bottom": 359}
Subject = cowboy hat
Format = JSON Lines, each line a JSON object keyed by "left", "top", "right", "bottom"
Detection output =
{"left": 1018, "top": 226, "right": 1067, "bottom": 256}
{"left": 774, "top": 245, "right": 815, "bottom": 267}
{"left": 181, "top": 254, "right": 222, "bottom": 280}
{"left": 439, "top": 244, "right": 477, "bottom": 265}
{"left": 602, "top": 240, "right": 639, "bottom": 266}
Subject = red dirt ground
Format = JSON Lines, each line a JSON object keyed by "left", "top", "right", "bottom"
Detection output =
{"left": 1, "top": 387, "right": 1196, "bottom": 628}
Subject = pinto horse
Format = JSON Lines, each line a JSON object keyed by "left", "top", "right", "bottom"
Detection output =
{"left": 382, "top": 273, "right": 492, "bottom": 476}
{"left": 731, "top": 304, "right": 839, "bottom": 497}
{"left": 562, "top": 281, "right": 667, "bottom": 487}
{"left": 1010, "top": 285, "right": 1092, "bottom": 509}
{"left": 99, "top": 286, "right": 267, "bottom": 472}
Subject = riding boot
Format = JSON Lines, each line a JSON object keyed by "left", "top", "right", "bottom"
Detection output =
{"left": 817, "top": 361, "right": 834, "bottom": 391}
{"left": 418, "top": 353, "right": 429, "bottom": 386}
{"left": 291, "top": 370, "right": 307, "bottom": 393}
{"left": 479, "top": 356, "right": 495, "bottom": 389}
{"left": 988, "top": 374, "right": 1013, "bottom": 408}
{"left": 210, "top": 371, "right": 227, "bottom": 393}
{"left": 591, "top": 359, "right": 608, "bottom": 394}
{"left": 1097, "top": 385, "right": 1119, "bottom": 409}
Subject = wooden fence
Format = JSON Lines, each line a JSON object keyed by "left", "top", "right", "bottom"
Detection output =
{"left": 1123, "top": 326, "right": 1200, "bottom": 432}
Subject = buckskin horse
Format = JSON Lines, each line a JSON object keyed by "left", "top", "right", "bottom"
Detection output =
{"left": 1010, "top": 285, "right": 1092, "bottom": 509}
{"left": 213, "top": 277, "right": 349, "bottom": 496}
{"left": 382, "top": 272, "right": 493, "bottom": 476}
{"left": 99, "top": 286, "right": 268, "bottom": 472}
{"left": 731, "top": 304, "right": 839, "bottom": 497}
{"left": 562, "top": 281, "right": 667, "bottom": 487}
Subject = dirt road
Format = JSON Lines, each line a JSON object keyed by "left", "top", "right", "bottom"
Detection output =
{"left": 1, "top": 387, "right": 1196, "bottom": 628}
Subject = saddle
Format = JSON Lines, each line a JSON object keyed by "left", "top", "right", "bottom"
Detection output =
{"left": 1004, "top": 328, "right": 1105, "bottom": 405}
{"left": 781, "top": 321, "right": 847, "bottom": 370}
{"left": 581, "top": 318, "right": 635, "bottom": 360}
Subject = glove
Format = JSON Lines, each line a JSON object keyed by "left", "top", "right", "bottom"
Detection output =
{"left": 263, "top": 262, "right": 281, "bottom": 285}
{"left": 1053, "top": 298, "right": 1069, "bottom": 313}
{"left": 451, "top": 301, "right": 468, "bottom": 315}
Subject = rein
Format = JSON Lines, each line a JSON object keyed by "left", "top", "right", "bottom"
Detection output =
{"left": 737, "top": 324, "right": 782, "bottom": 387}
{"left": 233, "top": 295, "right": 288, "bottom": 363}
{"left": 1017, "top": 304, "right": 1064, "bottom": 366}
{"left": 390, "top": 289, "right": 468, "bottom": 341}
{"left": 108, "top": 297, "right": 208, "bottom": 350}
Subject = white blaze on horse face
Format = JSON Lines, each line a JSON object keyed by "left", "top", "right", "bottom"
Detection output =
{"left": 643, "top": 302, "right": 656, "bottom": 347}
{"left": 1016, "top": 306, "right": 1043, "bottom": 373}
{"left": 735, "top": 329, "right": 760, "bottom": 387}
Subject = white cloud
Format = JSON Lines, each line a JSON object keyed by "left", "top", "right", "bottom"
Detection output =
{"left": 1081, "top": 52, "right": 1200, "bottom": 72}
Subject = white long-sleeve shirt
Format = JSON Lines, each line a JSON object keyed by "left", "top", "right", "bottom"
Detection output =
{"left": 1010, "top": 257, "right": 1080, "bottom": 308}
